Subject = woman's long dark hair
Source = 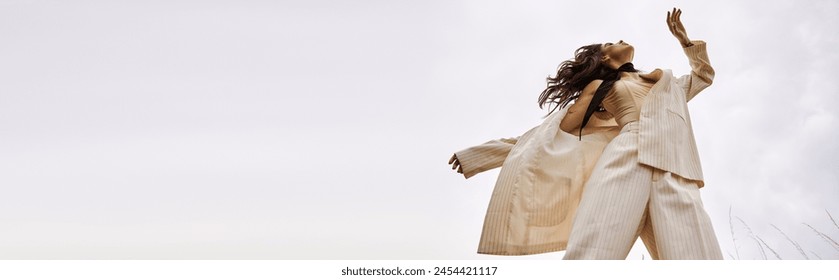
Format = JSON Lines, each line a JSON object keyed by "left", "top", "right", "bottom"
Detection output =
{"left": 537, "top": 43, "right": 618, "bottom": 117}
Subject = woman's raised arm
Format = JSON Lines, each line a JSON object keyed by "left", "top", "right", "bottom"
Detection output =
{"left": 667, "top": 7, "right": 693, "bottom": 48}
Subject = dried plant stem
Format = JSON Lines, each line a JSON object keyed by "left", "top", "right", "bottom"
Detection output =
{"left": 809, "top": 251, "right": 822, "bottom": 260}
{"left": 755, "top": 235, "right": 781, "bottom": 260}
{"left": 728, "top": 206, "right": 740, "bottom": 260}
{"left": 827, "top": 209, "right": 839, "bottom": 232}
{"left": 803, "top": 223, "right": 839, "bottom": 252}
{"left": 736, "top": 217, "right": 766, "bottom": 260}
{"left": 771, "top": 224, "right": 809, "bottom": 260}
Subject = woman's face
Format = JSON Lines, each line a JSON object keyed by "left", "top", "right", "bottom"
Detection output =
{"left": 601, "top": 40, "right": 634, "bottom": 69}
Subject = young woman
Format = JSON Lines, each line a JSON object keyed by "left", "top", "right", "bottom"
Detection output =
{"left": 450, "top": 8, "right": 723, "bottom": 259}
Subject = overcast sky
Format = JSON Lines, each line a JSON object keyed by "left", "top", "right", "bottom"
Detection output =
{"left": 1, "top": 0, "right": 837, "bottom": 260}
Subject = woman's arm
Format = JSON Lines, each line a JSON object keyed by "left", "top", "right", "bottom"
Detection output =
{"left": 678, "top": 41, "right": 714, "bottom": 102}
{"left": 450, "top": 126, "right": 537, "bottom": 179}
{"left": 450, "top": 137, "right": 517, "bottom": 179}
{"left": 667, "top": 8, "right": 714, "bottom": 102}
{"left": 559, "top": 79, "right": 603, "bottom": 135}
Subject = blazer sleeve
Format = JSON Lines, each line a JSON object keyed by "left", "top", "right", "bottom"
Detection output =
{"left": 454, "top": 136, "right": 520, "bottom": 179}
{"left": 676, "top": 40, "right": 715, "bottom": 102}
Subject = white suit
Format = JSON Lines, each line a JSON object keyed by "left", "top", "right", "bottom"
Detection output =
{"left": 455, "top": 40, "right": 722, "bottom": 259}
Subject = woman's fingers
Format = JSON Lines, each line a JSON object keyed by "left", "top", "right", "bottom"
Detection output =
{"left": 666, "top": 12, "right": 673, "bottom": 33}
{"left": 666, "top": 7, "right": 687, "bottom": 37}
{"left": 670, "top": 7, "right": 676, "bottom": 23}
{"left": 674, "top": 8, "right": 684, "bottom": 28}
{"left": 448, "top": 154, "right": 463, "bottom": 173}
{"left": 675, "top": 10, "right": 682, "bottom": 30}
{"left": 675, "top": 9, "right": 687, "bottom": 35}
{"left": 666, "top": 9, "right": 676, "bottom": 33}
{"left": 676, "top": 9, "right": 682, "bottom": 24}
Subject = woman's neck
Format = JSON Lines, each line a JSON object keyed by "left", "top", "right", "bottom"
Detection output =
{"left": 619, "top": 71, "right": 639, "bottom": 80}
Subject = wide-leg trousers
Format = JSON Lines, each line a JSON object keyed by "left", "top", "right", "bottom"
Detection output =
{"left": 562, "top": 121, "right": 723, "bottom": 260}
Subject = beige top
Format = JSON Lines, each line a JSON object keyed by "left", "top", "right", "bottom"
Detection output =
{"left": 602, "top": 79, "right": 655, "bottom": 128}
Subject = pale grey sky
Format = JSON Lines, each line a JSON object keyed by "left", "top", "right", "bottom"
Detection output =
{"left": 1, "top": 0, "right": 837, "bottom": 259}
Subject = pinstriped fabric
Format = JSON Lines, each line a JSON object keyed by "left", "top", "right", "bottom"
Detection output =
{"left": 637, "top": 40, "right": 713, "bottom": 187}
{"left": 454, "top": 107, "right": 620, "bottom": 255}
{"left": 562, "top": 122, "right": 723, "bottom": 260}
{"left": 562, "top": 122, "right": 652, "bottom": 259}
{"left": 648, "top": 171, "right": 723, "bottom": 259}
{"left": 636, "top": 205, "right": 660, "bottom": 260}
{"left": 680, "top": 42, "right": 715, "bottom": 103}
{"left": 454, "top": 128, "right": 534, "bottom": 179}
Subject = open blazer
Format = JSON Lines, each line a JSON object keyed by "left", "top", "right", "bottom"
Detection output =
{"left": 454, "top": 40, "right": 713, "bottom": 255}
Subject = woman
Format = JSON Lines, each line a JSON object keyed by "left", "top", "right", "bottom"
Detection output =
{"left": 450, "top": 8, "right": 723, "bottom": 259}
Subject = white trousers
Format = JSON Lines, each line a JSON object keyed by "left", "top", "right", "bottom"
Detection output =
{"left": 562, "top": 121, "right": 723, "bottom": 260}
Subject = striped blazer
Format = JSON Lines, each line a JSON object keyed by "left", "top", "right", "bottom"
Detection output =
{"left": 454, "top": 40, "right": 714, "bottom": 255}
{"left": 455, "top": 107, "right": 620, "bottom": 255}
{"left": 638, "top": 40, "right": 714, "bottom": 187}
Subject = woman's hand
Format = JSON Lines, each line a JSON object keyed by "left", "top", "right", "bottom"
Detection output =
{"left": 666, "top": 7, "right": 693, "bottom": 48}
{"left": 449, "top": 154, "right": 463, "bottom": 174}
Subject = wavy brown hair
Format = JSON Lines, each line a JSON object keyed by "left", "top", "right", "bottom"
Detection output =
{"left": 538, "top": 43, "right": 614, "bottom": 117}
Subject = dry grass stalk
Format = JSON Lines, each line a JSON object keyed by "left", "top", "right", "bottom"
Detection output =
{"left": 728, "top": 206, "right": 740, "bottom": 260}
{"left": 802, "top": 223, "right": 839, "bottom": 252}
{"left": 755, "top": 235, "right": 782, "bottom": 260}
{"left": 771, "top": 224, "right": 810, "bottom": 260}
{"left": 809, "top": 250, "right": 822, "bottom": 260}
{"left": 827, "top": 210, "right": 839, "bottom": 232}
{"left": 736, "top": 216, "right": 766, "bottom": 259}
